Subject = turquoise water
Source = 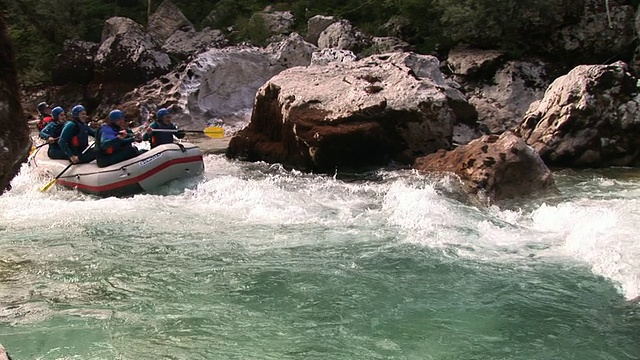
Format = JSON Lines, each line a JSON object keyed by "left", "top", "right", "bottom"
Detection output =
{"left": 1, "top": 156, "right": 639, "bottom": 359}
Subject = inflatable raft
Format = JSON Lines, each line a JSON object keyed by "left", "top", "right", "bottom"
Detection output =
{"left": 32, "top": 142, "right": 204, "bottom": 196}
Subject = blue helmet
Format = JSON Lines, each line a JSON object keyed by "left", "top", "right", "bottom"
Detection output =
{"left": 51, "top": 106, "right": 64, "bottom": 120}
{"left": 71, "top": 105, "right": 85, "bottom": 118}
{"left": 156, "top": 108, "right": 169, "bottom": 121}
{"left": 109, "top": 109, "right": 125, "bottom": 122}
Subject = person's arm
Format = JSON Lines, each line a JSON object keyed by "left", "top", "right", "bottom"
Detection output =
{"left": 58, "top": 122, "right": 76, "bottom": 158}
{"left": 87, "top": 126, "right": 97, "bottom": 138}
{"left": 39, "top": 122, "right": 54, "bottom": 140}
{"left": 101, "top": 127, "right": 134, "bottom": 150}
{"left": 142, "top": 122, "right": 157, "bottom": 142}
{"left": 173, "top": 123, "right": 186, "bottom": 139}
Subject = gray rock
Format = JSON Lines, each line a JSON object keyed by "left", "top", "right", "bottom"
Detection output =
{"left": 227, "top": 52, "right": 476, "bottom": 172}
{"left": 123, "top": 35, "right": 317, "bottom": 126}
{"left": 446, "top": 45, "right": 504, "bottom": 77}
{"left": 370, "top": 37, "right": 412, "bottom": 53}
{"left": 317, "top": 20, "right": 371, "bottom": 53}
{"left": 517, "top": 61, "right": 640, "bottom": 167}
{"left": 550, "top": 1, "right": 635, "bottom": 62}
{"left": 257, "top": 9, "right": 295, "bottom": 34}
{"left": 414, "top": 132, "right": 554, "bottom": 203}
{"left": 162, "top": 28, "right": 228, "bottom": 60}
{"left": 148, "top": 0, "right": 194, "bottom": 45}
{"left": 306, "top": 15, "right": 337, "bottom": 45}
{"left": 265, "top": 32, "right": 318, "bottom": 68}
{"left": 468, "top": 60, "right": 549, "bottom": 134}
{"left": 310, "top": 48, "right": 357, "bottom": 66}
{"left": 95, "top": 17, "right": 171, "bottom": 85}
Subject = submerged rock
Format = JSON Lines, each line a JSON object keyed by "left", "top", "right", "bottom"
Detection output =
{"left": 227, "top": 52, "right": 476, "bottom": 172}
{"left": 414, "top": 132, "right": 554, "bottom": 202}
{"left": 0, "top": 15, "right": 30, "bottom": 193}
{"left": 517, "top": 61, "right": 640, "bottom": 167}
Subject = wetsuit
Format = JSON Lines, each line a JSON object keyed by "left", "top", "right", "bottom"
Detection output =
{"left": 142, "top": 121, "right": 185, "bottom": 148}
{"left": 39, "top": 121, "right": 67, "bottom": 159}
{"left": 96, "top": 123, "right": 143, "bottom": 168}
{"left": 59, "top": 120, "right": 97, "bottom": 163}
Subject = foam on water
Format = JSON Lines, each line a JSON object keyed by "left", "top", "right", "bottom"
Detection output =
{"left": 2, "top": 157, "right": 639, "bottom": 300}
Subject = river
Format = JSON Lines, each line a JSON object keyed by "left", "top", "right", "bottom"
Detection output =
{"left": 0, "top": 154, "right": 639, "bottom": 359}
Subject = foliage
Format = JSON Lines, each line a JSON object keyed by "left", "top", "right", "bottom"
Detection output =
{"left": 2, "top": 0, "right": 630, "bottom": 86}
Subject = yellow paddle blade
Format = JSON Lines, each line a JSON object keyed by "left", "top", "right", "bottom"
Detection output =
{"left": 40, "top": 179, "right": 57, "bottom": 192}
{"left": 203, "top": 126, "right": 224, "bottom": 139}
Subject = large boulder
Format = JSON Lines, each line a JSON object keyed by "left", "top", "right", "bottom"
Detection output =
{"left": 227, "top": 52, "right": 477, "bottom": 172}
{"left": 414, "top": 132, "right": 554, "bottom": 202}
{"left": 317, "top": 20, "right": 371, "bottom": 53}
{"left": 445, "top": 46, "right": 504, "bottom": 78}
{"left": 633, "top": 5, "right": 640, "bottom": 74}
{"left": 306, "top": 15, "right": 337, "bottom": 45}
{"left": 265, "top": 32, "right": 318, "bottom": 68}
{"left": 0, "top": 15, "right": 30, "bottom": 193}
{"left": 52, "top": 40, "right": 99, "bottom": 85}
{"left": 468, "top": 60, "right": 550, "bottom": 134}
{"left": 94, "top": 17, "right": 171, "bottom": 86}
{"left": 549, "top": 0, "right": 636, "bottom": 63}
{"left": 445, "top": 46, "right": 550, "bottom": 137}
{"left": 147, "top": 0, "right": 194, "bottom": 45}
{"left": 256, "top": 8, "right": 295, "bottom": 35}
{"left": 517, "top": 61, "right": 640, "bottom": 167}
{"left": 122, "top": 33, "right": 318, "bottom": 127}
{"left": 162, "top": 28, "right": 228, "bottom": 60}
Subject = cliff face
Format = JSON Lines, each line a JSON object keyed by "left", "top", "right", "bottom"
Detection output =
{"left": 0, "top": 15, "right": 30, "bottom": 193}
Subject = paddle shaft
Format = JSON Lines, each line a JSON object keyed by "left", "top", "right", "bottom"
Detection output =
{"left": 40, "top": 142, "right": 95, "bottom": 192}
{"left": 150, "top": 126, "right": 224, "bottom": 138}
{"left": 151, "top": 129, "right": 208, "bottom": 133}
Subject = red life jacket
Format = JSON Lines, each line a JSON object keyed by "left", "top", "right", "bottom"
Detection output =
{"left": 37, "top": 116, "right": 53, "bottom": 131}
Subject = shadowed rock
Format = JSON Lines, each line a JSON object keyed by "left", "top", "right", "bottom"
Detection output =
{"left": 227, "top": 52, "right": 477, "bottom": 172}
{"left": 0, "top": 15, "right": 30, "bottom": 193}
{"left": 52, "top": 40, "right": 99, "bottom": 85}
{"left": 414, "top": 132, "right": 554, "bottom": 203}
{"left": 95, "top": 17, "right": 171, "bottom": 86}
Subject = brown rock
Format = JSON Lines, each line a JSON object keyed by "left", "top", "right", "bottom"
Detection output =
{"left": 414, "top": 132, "right": 554, "bottom": 202}
{"left": 227, "top": 52, "right": 476, "bottom": 172}
{"left": 0, "top": 342, "right": 10, "bottom": 360}
{"left": 0, "top": 15, "right": 30, "bottom": 193}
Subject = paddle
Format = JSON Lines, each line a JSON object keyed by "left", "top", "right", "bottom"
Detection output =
{"left": 40, "top": 143, "right": 94, "bottom": 192}
{"left": 31, "top": 142, "right": 50, "bottom": 152}
{"left": 151, "top": 126, "right": 224, "bottom": 139}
